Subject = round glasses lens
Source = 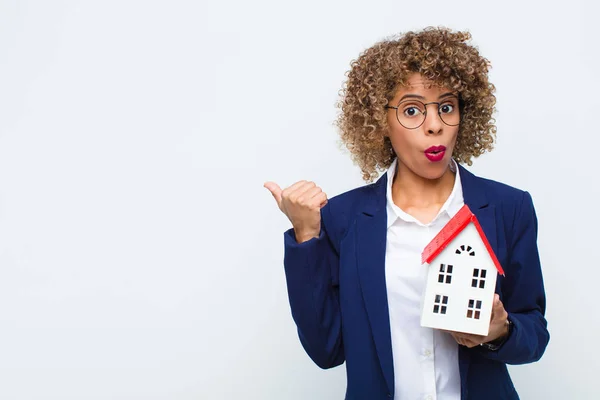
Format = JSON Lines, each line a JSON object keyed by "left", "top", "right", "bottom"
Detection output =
{"left": 397, "top": 100, "right": 426, "bottom": 129}
{"left": 438, "top": 100, "right": 460, "bottom": 126}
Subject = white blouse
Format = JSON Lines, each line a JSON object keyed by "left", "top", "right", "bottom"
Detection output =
{"left": 385, "top": 158, "right": 463, "bottom": 400}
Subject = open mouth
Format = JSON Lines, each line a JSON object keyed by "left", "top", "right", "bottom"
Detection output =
{"left": 425, "top": 145, "right": 446, "bottom": 154}
{"left": 424, "top": 146, "right": 446, "bottom": 162}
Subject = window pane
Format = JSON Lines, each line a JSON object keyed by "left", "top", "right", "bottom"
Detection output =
{"left": 433, "top": 305, "right": 440, "bottom": 313}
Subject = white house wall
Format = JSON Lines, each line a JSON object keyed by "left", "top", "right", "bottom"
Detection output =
{"left": 421, "top": 223, "right": 499, "bottom": 336}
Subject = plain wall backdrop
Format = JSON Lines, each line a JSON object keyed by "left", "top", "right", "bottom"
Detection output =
{"left": 0, "top": 0, "right": 597, "bottom": 398}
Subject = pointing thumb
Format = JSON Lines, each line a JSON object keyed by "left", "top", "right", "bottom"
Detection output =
{"left": 264, "top": 181, "right": 283, "bottom": 206}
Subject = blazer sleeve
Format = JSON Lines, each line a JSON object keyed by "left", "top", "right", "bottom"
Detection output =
{"left": 283, "top": 202, "right": 345, "bottom": 369}
{"left": 476, "top": 191, "right": 550, "bottom": 364}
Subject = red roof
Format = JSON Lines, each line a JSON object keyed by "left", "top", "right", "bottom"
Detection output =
{"left": 421, "top": 204, "right": 505, "bottom": 276}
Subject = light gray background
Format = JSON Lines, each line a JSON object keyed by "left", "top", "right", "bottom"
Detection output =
{"left": 0, "top": 0, "right": 597, "bottom": 399}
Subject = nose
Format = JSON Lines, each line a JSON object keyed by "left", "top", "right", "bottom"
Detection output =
{"left": 423, "top": 104, "right": 443, "bottom": 135}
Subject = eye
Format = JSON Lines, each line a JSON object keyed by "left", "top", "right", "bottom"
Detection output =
{"left": 439, "top": 103, "right": 455, "bottom": 114}
{"left": 403, "top": 106, "right": 424, "bottom": 117}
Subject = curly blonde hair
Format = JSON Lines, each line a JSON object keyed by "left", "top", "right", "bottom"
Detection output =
{"left": 336, "top": 27, "right": 497, "bottom": 182}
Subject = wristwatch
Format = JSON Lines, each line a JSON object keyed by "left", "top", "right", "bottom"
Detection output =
{"left": 480, "top": 318, "right": 513, "bottom": 351}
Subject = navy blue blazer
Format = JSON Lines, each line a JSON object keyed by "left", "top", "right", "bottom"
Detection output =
{"left": 283, "top": 164, "right": 549, "bottom": 400}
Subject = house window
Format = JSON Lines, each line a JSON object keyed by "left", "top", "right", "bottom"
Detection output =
{"left": 466, "top": 299, "right": 482, "bottom": 319}
{"left": 433, "top": 294, "right": 449, "bottom": 315}
{"left": 455, "top": 244, "right": 476, "bottom": 256}
{"left": 438, "top": 264, "right": 453, "bottom": 284}
{"left": 471, "top": 268, "right": 487, "bottom": 289}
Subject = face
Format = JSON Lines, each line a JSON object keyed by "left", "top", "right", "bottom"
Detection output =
{"left": 386, "top": 73, "right": 460, "bottom": 181}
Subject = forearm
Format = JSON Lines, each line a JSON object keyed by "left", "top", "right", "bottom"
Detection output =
{"left": 283, "top": 227, "right": 345, "bottom": 369}
{"left": 476, "top": 191, "right": 549, "bottom": 364}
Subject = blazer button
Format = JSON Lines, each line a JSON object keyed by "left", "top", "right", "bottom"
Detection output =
{"left": 387, "top": 394, "right": 392, "bottom": 398}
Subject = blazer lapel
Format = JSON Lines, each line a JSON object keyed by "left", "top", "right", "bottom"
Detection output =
{"left": 459, "top": 165, "right": 498, "bottom": 265}
{"left": 355, "top": 175, "right": 395, "bottom": 395}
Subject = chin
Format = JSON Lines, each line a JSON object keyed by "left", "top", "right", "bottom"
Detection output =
{"left": 399, "top": 156, "right": 453, "bottom": 181}
{"left": 419, "top": 162, "right": 451, "bottom": 181}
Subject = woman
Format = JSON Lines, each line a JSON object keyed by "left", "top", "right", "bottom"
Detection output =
{"left": 264, "top": 27, "right": 548, "bottom": 400}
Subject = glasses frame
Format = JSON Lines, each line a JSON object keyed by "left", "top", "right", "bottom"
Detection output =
{"left": 385, "top": 96, "right": 462, "bottom": 130}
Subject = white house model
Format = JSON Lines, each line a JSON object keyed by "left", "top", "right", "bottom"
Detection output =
{"left": 420, "top": 204, "right": 505, "bottom": 336}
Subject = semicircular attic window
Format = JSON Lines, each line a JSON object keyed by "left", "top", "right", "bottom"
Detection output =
{"left": 455, "top": 245, "right": 475, "bottom": 256}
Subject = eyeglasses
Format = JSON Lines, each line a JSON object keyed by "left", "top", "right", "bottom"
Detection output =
{"left": 385, "top": 97, "right": 461, "bottom": 129}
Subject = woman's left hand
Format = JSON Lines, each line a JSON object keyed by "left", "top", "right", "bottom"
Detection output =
{"left": 446, "top": 294, "right": 509, "bottom": 348}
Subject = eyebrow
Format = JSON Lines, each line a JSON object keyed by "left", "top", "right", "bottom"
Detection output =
{"left": 399, "top": 92, "right": 458, "bottom": 102}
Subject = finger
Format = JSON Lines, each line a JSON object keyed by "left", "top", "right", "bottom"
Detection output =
{"left": 298, "top": 187, "right": 326, "bottom": 207}
{"left": 455, "top": 333, "right": 479, "bottom": 348}
{"left": 454, "top": 332, "right": 483, "bottom": 342}
{"left": 494, "top": 296, "right": 507, "bottom": 321}
{"left": 496, "top": 298, "right": 505, "bottom": 312}
{"left": 465, "top": 333, "right": 486, "bottom": 343}
{"left": 449, "top": 332, "right": 464, "bottom": 346}
{"left": 445, "top": 330, "right": 478, "bottom": 347}
{"left": 284, "top": 181, "right": 316, "bottom": 200}
{"left": 448, "top": 332, "right": 459, "bottom": 343}
{"left": 282, "top": 180, "right": 310, "bottom": 196}
{"left": 490, "top": 293, "right": 501, "bottom": 320}
{"left": 446, "top": 331, "right": 464, "bottom": 341}
{"left": 263, "top": 181, "right": 283, "bottom": 206}
{"left": 317, "top": 193, "right": 328, "bottom": 208}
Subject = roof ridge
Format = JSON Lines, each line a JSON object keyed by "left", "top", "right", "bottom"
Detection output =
{"left": 421, "top": 204, "right": 504, "bottom": 275}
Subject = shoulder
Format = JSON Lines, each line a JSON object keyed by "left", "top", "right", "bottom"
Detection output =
{"left": 320, "top": 174, "right": 387, "bottom": 244}
{"left": 328, "top": 179, "right": 383, "bottom": 210}
{"left": 461, "top": 165, "right": 534, "bottom": 207}
{"left": 462, "top": 166, "right": 537, "bottom": 235}
{"left": 479, "top": 176, "right": 530, "bottom": 208}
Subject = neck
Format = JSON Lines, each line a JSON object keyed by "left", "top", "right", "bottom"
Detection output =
{"left": 392, "top": 160, "right": 456, "bottom": 209}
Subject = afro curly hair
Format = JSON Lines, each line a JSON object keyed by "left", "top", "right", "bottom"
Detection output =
{"left": 335, "top": 27, "right": 497, "bottom": 182}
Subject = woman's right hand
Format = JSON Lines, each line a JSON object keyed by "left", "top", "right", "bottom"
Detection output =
{"left": 264, "top": 180, "right": 328, "bottom": 243}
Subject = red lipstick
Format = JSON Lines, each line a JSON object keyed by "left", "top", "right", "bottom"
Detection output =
{"left": 424, "top": 145, "right": 446, "bottom": 162}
